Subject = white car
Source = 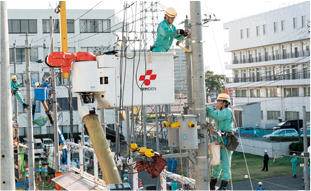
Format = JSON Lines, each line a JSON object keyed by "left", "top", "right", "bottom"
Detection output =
{"left": 42, "top": 138, "right": 54, "bottom": 150}
{"left": 34, "top": 139, "right": 45, "bottom": 159}
{"left": 78, "top": 135, "right": 92, "bottom": 147}
{"left": 263, "top": 129, "right": 298, "bottom": 139}
{"left": 299, "top": 126, "right": 310, "bottom": 137}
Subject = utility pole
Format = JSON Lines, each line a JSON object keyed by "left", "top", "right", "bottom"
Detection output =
{"left": 155, "top": 105, "right": 159, "bottom": 152}
{"left": 190, "top": 2, "right": 209, "bottom": 190}
{"left": 68, "top": 71, "right": 73, "bottom": 141}
{"left": 0, "top": 2, "right": 15, "bottom": 189}
{"left": 126, "top": 107, "right": 130, "bottom": 155}
{"left": 143, "top": 106, "right": 147, "bottom": 147}
{"left": 115, "top": 108, "right": 119, "bottom": 154}
{"left": 302, "top": 106, "right": 310, "bottom": 190}
{"left": 50, "top": 16, "right": 60, "bottom": 172}
{"left": 25, "top": 32, "right": 35, "bottom": 190}
{"left": 13, "top": 42, "right": 18, "bottom": 123}
{"left": 184, "top": 15, "right": 195, "bottom": 179}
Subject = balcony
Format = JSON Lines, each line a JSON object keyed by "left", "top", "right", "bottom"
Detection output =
{"left": 228, "top": 51, "right": 310, "bottom": 65}
{"left": 227, "top": 70, "right": 310, "bottom": 84}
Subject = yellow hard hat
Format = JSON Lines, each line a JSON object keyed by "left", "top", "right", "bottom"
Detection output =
{"left": 293, "top": 153, "right": 296, "bottom": 156}
{"left": 217, "top": 93, "right": 231, "bottom": 104}
{"left": 165, "top": 7, "right": 177, "bottom": 18}
{"left": 12, "top": 75, "right": 17, "bottom": 80}
{"left": 258, "top": 182, "right": 262, "bottom": 185}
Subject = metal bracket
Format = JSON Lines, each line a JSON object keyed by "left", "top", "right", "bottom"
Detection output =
{"left": 191, "top": 40, "right": 205, "bottom": 44}
{"left": 303, "top": 152, "right": 310, "bottom": 157}
{"left": 188, "top": 152, "right": 197, "bottom": 165}
{"left": 198, "top": 133, "right": 204, "bottom": 138}
{"left": 189, "top": 22, "right": 202, "bottom": 26}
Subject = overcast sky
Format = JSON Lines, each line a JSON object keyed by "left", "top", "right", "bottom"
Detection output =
{"left": 6, "top": 0, "right": 309, "bottom": 75}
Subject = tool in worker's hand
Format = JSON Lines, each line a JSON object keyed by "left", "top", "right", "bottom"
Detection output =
{"left": 176, "top": 33, "right": 191, "bottom": 52}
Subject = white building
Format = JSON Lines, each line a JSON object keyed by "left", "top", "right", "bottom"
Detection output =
{"left": 8, "top": 9, "right": 118, "bottom": 139}
{"left": 223, "top": 1, "right": 310, "bottom": 128}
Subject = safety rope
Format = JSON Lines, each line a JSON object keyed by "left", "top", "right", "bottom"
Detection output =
{"left": 12, "top": 110, "right": 27, "bottom": 119}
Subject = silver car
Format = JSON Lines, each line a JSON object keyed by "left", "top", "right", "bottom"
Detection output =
{"left": 263, "top": 129, "right": 298, "bottom": 139}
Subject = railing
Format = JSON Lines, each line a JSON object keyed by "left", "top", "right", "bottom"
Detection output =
{"left": 228, "top": 51, "right": 310, "bottom": 65}
{"left": 227, "top": 70, "right": 310, "bottom": 83}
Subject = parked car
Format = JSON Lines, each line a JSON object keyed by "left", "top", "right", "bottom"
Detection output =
{"left": 42, "top": 138, "right": 54, "bottom": 151}
{"left": 273, "top": 120, "right": 303, "bottom": 132}
{"left": 299, "top": 126, "right": 310, "bottom": 137}
{"left": 263, "top": 128, "right": 298, "bottom": 139}
{"left": 34, "top": 139, "right": 45, "bottom": 159}
{"left": 78, "top": 135, "right": 92, "bottom": 147}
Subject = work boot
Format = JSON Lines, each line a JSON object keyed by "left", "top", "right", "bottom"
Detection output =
{"left": 218, "top": 180, "right": 228, "bottom": 190}
{"left": 22, "top": 103, "right": 29, "bottom": 110}
{"left": 293, "top": 174, "right": 297, "bottom": 178}
{"left": 210, "top": 178, "right": 217, "bottom": 190}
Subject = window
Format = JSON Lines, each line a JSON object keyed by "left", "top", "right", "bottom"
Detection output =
{"left": 261, "top": 110, "right": 263, "bottom": 120}
{"left": 274, "top": 22, "right": 277, "bottom": 33}
{"left": 284, "top": 87, "right": 299, "bottom": 97}
{"left": 263, "top": 24, "right": 266, "bottom": 35}
{"left": 33, "top": 126, "right": 41, "bottom": 135}
{"left": 267, "top": 111, "right": 280, "bottom": 120}
{"left": 293, "top": 17, "right": 297, "bottom": 29}
{"left": 236, "top": 90, "right": 241, "bottom": 97}
{"left": 240, "top": 29, "right": 243, "bottom": 39}
{"left": 256, "top": 26, "right": 260, "bottom": 36}
{"left": 19, "top": 127, "right": 27, "bottom": 136}
{"left": 306, "top": 112, "right": 310, "bottom": 123}
{"left": 246, "top": 28, "right": 249, "bottom": 38}
{"left": 285, "top": 111, "right": 299, "bottom": 120}
{"left": 42, "top": 19, "right": 75, "bottom": 33}
{"left": 241, "top": 90, "right": 247, "bottom": 97}
{"left": 266, "top": 88, "right": 278, "bottom": 97}
{"left": 281, "top": 20, "right": 285, "bottom": 31}
{"left": 80, "top": 19, "right": 111, "bottom": 33}
{"left": 250, "top": 89, "right": 262, "bottom": 97}
{"left": 8, "top": 19, "right": 37, "bottom": 33}
{"left": 302, "top": 15, "right": 306, "bottom": 27}
{"left": 304, "top": 87, "right": 310, "bottom": 96}
{"left": 9, "top": 48, "right": 38, "bottom": 63}
{"left": 57, "top": 97, "right": 78, "bottom": 111}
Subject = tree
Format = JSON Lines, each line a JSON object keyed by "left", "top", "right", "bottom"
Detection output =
{"left": 205, "top": 71, "right": 226, "bottom": 94}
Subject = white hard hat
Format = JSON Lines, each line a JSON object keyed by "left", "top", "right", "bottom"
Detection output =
{"left": 264, "top": 150, "right": 267, "bottom": 152}
{"left": 165, "top": 7, "right": 177, "bottom": 18}
{"left": 217, "top": 93, "right": 231, "bottom": 104}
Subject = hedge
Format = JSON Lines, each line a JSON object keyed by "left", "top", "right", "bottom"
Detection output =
{"left": 289, "top": 140, "right": 310, "bottom": 152}
{"left": 269, "top": 136, "right": 301, "bottom": 142}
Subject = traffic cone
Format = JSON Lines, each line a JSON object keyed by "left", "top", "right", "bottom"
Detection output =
{"left": 39, "top": 174, "right": 42, "bottom": 183}
{"left": 47, "top": 176, "right": 52, "bottom": 184}
{"left": 138, "top": 179, "right": 143, "bottom": 188}
{"left": 36, "top": 172, "right": 39, "bottom": 181}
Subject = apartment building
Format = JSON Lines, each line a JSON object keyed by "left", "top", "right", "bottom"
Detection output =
{"left": 8, "top": 9, "right": 118, "bottom": 139}
{"left": 224, "top": 1, "right": 310, "bottom": 128}
{"left": 174, "top": 48, "right": 188, "bottom": 99}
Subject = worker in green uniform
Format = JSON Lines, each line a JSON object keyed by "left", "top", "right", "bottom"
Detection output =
{"left": 291, "top": 153, "right": 297, "bottom": 178}
{"left": 11, "top": 75, "right": 29, "bottom": 110}
{"left": 169, "top": 179, "right": 178, "bottom": 191}
{"left": 206, "top": 93, "right": 234, "bottom": 190}
{"left": 151, "top": 7, "right": 188, "bottom": 52}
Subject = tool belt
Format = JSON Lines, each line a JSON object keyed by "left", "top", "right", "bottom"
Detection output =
{"left": 206, "top": 124, "right": 239, "bottom": 152}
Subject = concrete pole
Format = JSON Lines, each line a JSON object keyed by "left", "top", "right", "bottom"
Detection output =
{"left": 115, "top": 108, "right": 119, "bottom": 154}
{"left": 303, "top": 106, "right": 310, "bottom": 190}
{"left": 155, "top": 105, "right": 159, "bottom": 152}
{"left": 25, "top": 33, "right": 35, "bottom": 190}
{"left": 190, "top": 2, "right": 209, "bottom": 190}
{"left": 50, "top": 16, "right": 60, "bottom": 172}
{"left": 13, "top": 44, "right": 18, "bottom": 123}
{"left": 131, "top": 107, "right": 136, "bottom": 143}
{"left": 185, "top": 15, "right": 195, "bottom": 179}
{"left": 185, "top": 16, "right": 193, "bottom": 114}
{"left": 143, "top": 106, "right": 147, "bottom": 147}
{"left": 68, "top": 72, "right": 74, "bottom": 141}
{"left": 0, "top": 2, "right": 15, "bottom": 189}
{"left": 126, "top": 107, "right": 130, "bottom": 155}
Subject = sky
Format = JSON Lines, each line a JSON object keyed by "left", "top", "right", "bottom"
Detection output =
{"left": 6, "top": 0, "right": 309, "bottom": 76}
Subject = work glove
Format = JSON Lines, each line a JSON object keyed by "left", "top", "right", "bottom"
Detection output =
{"left": 183, "top": 30, "right": 189, "bottom": 37}
{"left": 176, "top": 29, "right": 186, "bottom": 35}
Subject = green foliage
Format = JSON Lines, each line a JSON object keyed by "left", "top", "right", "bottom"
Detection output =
{"left": 289, "top": 140, "right": 310, "bottom": 152}
{"left": 205, "top": 71, "right": 226, "bottom": 94}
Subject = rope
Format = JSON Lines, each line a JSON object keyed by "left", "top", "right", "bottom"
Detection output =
{"left": 12, "top": 110, "right": 27, "bottom": 119}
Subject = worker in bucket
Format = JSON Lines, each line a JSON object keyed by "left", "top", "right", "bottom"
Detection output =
{"left": 291, "top": 153, "right": 297, "bottom": 178}
{"left": 256, "top": 182, "right": 265, "bottom": 190}
{"left": 206, "top": 93, "right": 233, "bottom": 190}
{"left": 11, "top": 75, "right": 29, "bottom": 110}
{"left": 151, "top": 7, "right": 188, "bottom": 52}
